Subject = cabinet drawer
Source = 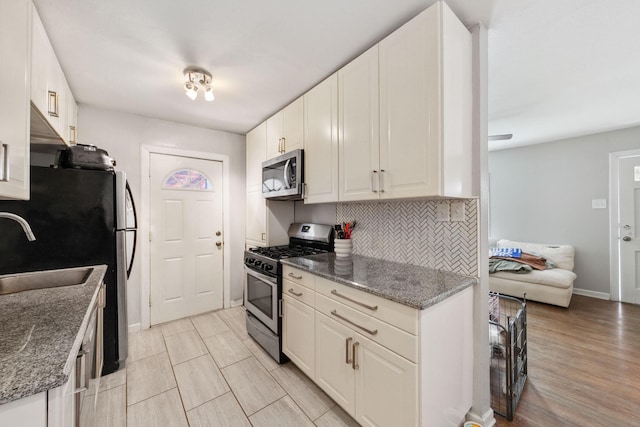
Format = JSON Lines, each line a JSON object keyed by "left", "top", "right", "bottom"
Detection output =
{"left": 316, "top": 293, "right": 417, "bottom": 363}
{"left": 282, "top": 266, "right": 315, "bottom": 290}
{"left": 283, "top": 279, "right": 315, "bottom": 307}
{"left": 316, "top": 277, "right": 418, "bottom": 335}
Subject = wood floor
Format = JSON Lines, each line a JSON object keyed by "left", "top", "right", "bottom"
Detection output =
{"left": 494, "top": 294, "right": 640, "bottom": 426}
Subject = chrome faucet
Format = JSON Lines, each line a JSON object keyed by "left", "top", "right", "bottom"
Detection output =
{"left": 0, "top": 212, "right": 36, "bottom": 241}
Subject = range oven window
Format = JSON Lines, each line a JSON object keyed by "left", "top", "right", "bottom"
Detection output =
{"left": 247, "top": 273, "right": 274, "bottom": 319}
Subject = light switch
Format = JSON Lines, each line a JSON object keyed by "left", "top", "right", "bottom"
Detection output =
{"left": 592, "top": 199, "right": 607, "bottom": 209}
{"left": 436, "top": 202, "right": 450, "bottom": 222}
{"left": 451, "top": 201, "right": 466, "bottom": 221}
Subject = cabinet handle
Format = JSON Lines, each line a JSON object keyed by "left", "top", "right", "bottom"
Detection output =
{"left": 352, "top": 342, "right": 359, "bottom": 370}
{"left": 303, "top": 183, "right": 308, "bottom": 199}
{"left": 278, "top": 138, "right": 283, "bottom": 153}
{"left": 0, "top": 143, "right": 9, "bottom": 182}
{"left": 261, "top": 233, "right": 266, "bottom": 241}
{"left": 288, "top": 272, "right": 303, "bottom": 280}
{"left": 331, "top": 289, "right": 378, "bottom": 311}
{"left": 345, "top": 337, "right": 353, "bottom": 364}
{"left": 371, "top": 171, "right": 378, "bottom": 193}
{"left": 379, "top": 169, "right": 385, "bottom": 193}
{"left": 288, "top": 288, "right": 303, "bottom": 297}
{"left": 281, "top": 137, "right": 286, "bottom": 153}
{"left": 48, "top": 90, "right": 59, "bottom": 117}
{"left": 330, "top": 309, "right": 378, "bottom": 336}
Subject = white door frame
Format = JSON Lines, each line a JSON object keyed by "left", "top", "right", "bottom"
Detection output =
{"left": 140, "top": 145, "right": 231, "bottom": 330}
{"left": 609, "top": 148, "right": 640, "bottom": 302}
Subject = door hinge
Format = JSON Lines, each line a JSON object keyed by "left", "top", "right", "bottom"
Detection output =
{"left": 149, "top": 231, "right": 152, "bottom": 242}
{"left": 148, "top": 294, "right": 151, "bottom": 307}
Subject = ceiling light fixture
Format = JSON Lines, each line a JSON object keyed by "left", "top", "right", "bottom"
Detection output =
{"left": 183, "top": 66, "right": 214, "bottom": 102}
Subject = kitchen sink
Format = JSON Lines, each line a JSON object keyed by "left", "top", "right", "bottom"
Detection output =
{"left": 0, "top": 267, "right": 94, "bottom": 295}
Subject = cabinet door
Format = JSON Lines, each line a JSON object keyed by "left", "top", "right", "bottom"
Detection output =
{"left": 281, "top": 96, "right": 303, "bottom": 153}
{"left": 283, "top": 295, "right": 315, "bottom": 379}
{"left": 266, "top": 111, "right": 283, "bottom": 159}
{"left": 0, "top": 0, "right": 31, "bottom": 200}
{"left": 379, "top": 6, "right": 440, "bottom": 199}
{"left": 246, "top": 189, "right": 266, "bottom": 245}
{"left": 246, "top": 122, "right": 266, "bottom": 192}
{"left": 304, "top": 73, "right": 338, "bottom": 204}
{"left": 354, "top": 333, "right": 417, "bottom": 427}
{"left": 315, "top": 312, "right": 355, "bottom": 416}
{"left": 30, "top": 6, "right": 49, "bottom": 118}
{"left": 338, "top": 45, "right": 380, "bottom": 202}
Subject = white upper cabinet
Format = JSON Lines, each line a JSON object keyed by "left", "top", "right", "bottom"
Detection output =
{"left": 303, "top": 73, "right": 339, "bottom": 204}
{"left": 266, "top": 97, "right": 303, "bottom": 159}
{"left": 338, "top": 46, "right": 380, "bottom": 202}
{"left": 246, "top": 122, "right": 266, "bottom": 192}
{"left": 379, "top": 2, "right": 472, "bottom": 199}
{"left": 0, "top": 0, "right": 31, "bottom": 200}
{"left": 30, "top": 4, "right": 77, "bottom": 146}
{"left": 338, "top": 1, "right": 472, "bottom": 202}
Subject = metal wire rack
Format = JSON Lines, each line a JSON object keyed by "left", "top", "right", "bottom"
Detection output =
{"left": 489, "top": 291, "right": 527, "bottom": 420}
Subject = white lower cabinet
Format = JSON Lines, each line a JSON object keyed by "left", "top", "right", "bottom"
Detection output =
{"left": 355, "top": 333, "right": 417, "bottom": 427}
{"left": 282, "top": 266, "right": 474, "bottom": 427}
{"left": 282, "top": 294, "right": 315, "bottom": 379}
{"left": 315, "top": 312, "right": 417, "bottom": 426}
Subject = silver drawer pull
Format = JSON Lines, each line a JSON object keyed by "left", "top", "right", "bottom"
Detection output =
{"left": 288, "top": 272, "right": 303, "bottom": 280}
{"left": 330, "top": 310, "right": 378, "bottom": 336}
{"left": 331, "top": 290, "right": 378, "bottom": 311}
{"left": 288, "top": 288, "right": 303, "bottom": 297}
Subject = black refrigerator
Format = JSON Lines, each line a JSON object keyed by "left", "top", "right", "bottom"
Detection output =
{"left": 0, "top": 166, "right": 136, "bottom": 375}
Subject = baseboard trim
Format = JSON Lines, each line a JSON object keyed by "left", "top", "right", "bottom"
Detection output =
{"left": 230, "top": 299, "right": 244, "bottom": 308}
{"left": 466, "top": 407, "right": 495, "bottom": 427}
{"left": 128, "top": 323, "right": 141, "bottom": 334}
{"left": 572, "top": 288, "right": 610, "bottom": 300}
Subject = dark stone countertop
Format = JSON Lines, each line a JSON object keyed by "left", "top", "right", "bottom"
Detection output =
{"left": 281, "top": 253, "right": 476, "bottom": 310}
{"left": 0, "top": 265, "right": 106, "bottom": 404}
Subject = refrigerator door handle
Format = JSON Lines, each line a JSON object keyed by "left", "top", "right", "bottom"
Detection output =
{"left": 115, "top": 231, "right": 128, "bottom": 363}
{"left": 127, "top": 229, "right": 137, "bottom": 279}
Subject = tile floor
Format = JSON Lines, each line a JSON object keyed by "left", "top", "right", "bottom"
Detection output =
{"left": 95, "top": 306, "right": 359, "bottom": 427}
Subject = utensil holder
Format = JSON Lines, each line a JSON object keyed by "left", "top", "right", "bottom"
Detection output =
{"left": 334, "top": 238, "right": 352, "bottom": 257}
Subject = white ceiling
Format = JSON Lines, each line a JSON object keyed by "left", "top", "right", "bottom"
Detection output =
{"left": 32, "top": 0, "right": 640, "bottom": 150}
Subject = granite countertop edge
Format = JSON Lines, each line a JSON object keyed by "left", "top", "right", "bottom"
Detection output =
{"left": 281, "top": 254, "right": 477, "bottom": 310}
{"left": 0, "top": 265, "right": 106, "bottom": 404}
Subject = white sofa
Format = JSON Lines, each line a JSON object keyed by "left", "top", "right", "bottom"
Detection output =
{"left": 489, "top": 239, "right": 577, "bottom": 307}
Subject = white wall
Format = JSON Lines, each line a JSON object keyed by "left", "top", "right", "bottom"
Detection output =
{"left": 489, "top": 124, "right": 640, "bottom": 296}
{"left": 78, "top": 104, "right": 246, "bottom": 327}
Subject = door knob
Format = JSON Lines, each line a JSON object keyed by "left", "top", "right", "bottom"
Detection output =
{"left": 216, "top": 231, "right": 221, "bottom": 236}
{"left": 216, "top": 241, "right": 222, "bottom": 247}
{"left": 623, "top": 236, "right": 632, "bottom": 242}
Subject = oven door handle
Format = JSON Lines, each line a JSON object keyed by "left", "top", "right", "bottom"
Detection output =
{"left": 245, "top": 267, "right": 277, "bottom": 285}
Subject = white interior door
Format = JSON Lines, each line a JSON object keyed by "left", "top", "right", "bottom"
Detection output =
{"left": 150, "top": 153, "right": 224, "bottom": 325}
{"left": 618, "top": 156, "right": 640, "bottom": 304}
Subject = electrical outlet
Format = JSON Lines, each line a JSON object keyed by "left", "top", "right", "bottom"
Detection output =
{"left": 592, "top": 199, "right": 607, "bottom": 209}
{"left": 451, "top": 201, "right": 465, "bottom": 221}
{"left": 436, "top": 202, "right": 450, "bottom": 222}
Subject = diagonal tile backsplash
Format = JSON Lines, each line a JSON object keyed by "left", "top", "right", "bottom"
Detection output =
{"left": 336, "top": 199, "right": 478, "bottom": 276}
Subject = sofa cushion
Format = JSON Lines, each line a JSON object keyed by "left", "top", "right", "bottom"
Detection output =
{"left": 496, "top": 239, "right": 575, "bottom": 271}
{"left": 491, "top": 268, "right": 577, "bottom": 289}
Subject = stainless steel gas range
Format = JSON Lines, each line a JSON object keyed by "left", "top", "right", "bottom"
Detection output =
{"left": 244, "top": 223, "right": 334, "bottom": 363}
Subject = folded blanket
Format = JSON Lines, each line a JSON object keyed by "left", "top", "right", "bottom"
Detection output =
{"left": 489, "top": 259, "right": 533, "bottom": 274}
{"left": 489, "top": 250, "right": 557, "bottom": 275}
{"left": 492, "top": 252, "right": 548, "bottom": 270}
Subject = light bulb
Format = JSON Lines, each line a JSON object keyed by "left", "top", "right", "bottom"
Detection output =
{"left": 204, "top": 85, "right": 215, "bottom": 101}
{"left": 185, "top": 82, "right": 198, "bottom": 100}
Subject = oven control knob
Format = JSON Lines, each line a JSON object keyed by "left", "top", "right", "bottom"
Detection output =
{"left": 265, "top": 264, "right": 273, "bottom": 271}
{"left": 254, "top": 260, "right": 262, "bottom": 268}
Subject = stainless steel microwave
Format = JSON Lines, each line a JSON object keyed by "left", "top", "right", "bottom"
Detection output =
{"left": 262, "top": 149, "right": 304, "bottom": 200}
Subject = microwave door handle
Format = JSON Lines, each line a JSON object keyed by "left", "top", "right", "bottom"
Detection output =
{"left": 283, "top": 159, "right": 291, "bottom": 189}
